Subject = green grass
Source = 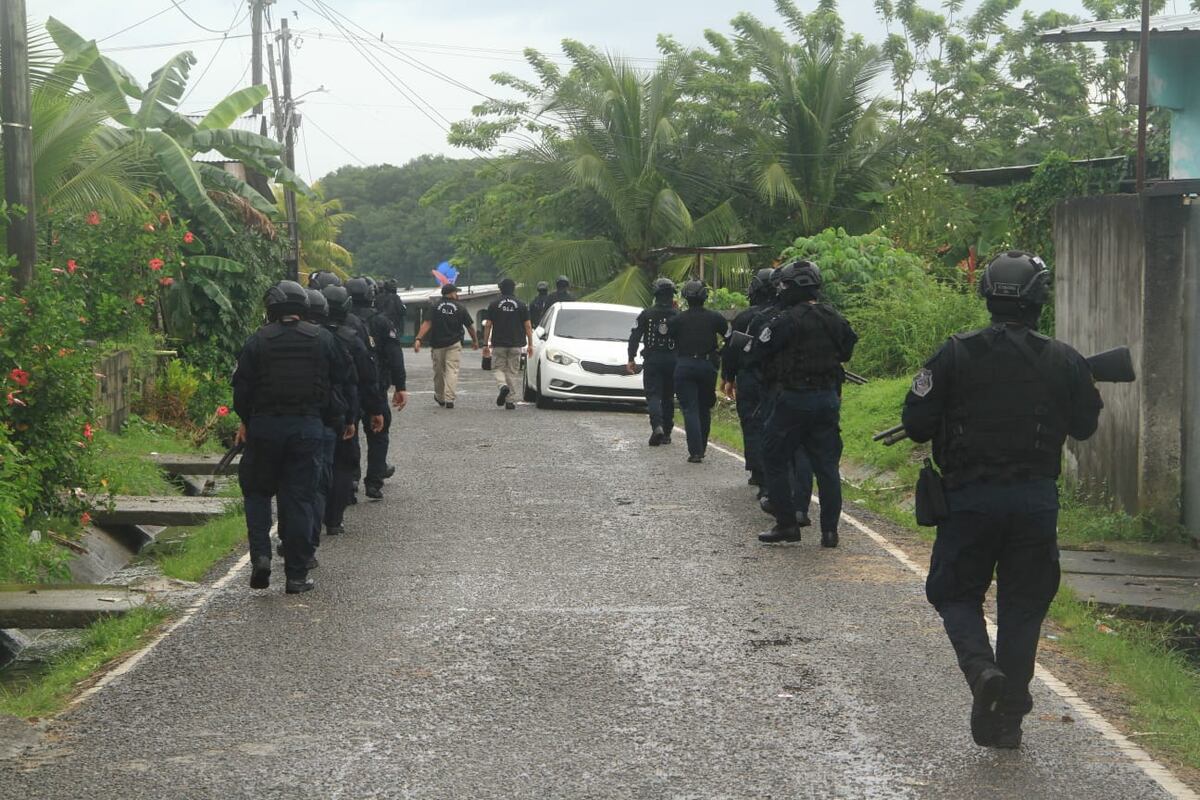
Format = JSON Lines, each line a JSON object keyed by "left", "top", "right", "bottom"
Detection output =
{"left": 1049, "top": 588, "right": 1200, "bottom": 770}
{"left": 150, "top": 512, "right": 246, "bottom": 583}
{"left": 93, "top": 416, "right": 222, "bottom": 496}
{"left": 0, "top": 606, "right": 169, "bottom": 718}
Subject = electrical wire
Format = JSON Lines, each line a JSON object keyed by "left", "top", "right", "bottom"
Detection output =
{"left": 180, "top": 3, "right": 252, "bottom": 105}
{"left": 304, "top": 114, "right": 368, "bottom": 166}
{"left": 169, "top": 0, "right": 236, "bottom": 34}
{"left": 98, "top": 0, "right": 186, "bottom": 42}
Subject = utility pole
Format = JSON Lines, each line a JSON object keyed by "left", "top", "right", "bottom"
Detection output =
{"left": 250, "top": 0, "right": 263, "bottom": 115}
{"left": 279, "top": 18, "right": 299, "bottom": 282}
{"left": 1135, "top": 0, "right": 1150, "bottom": 192}
{"left": 1, "top": 0, "right": 36, "bottom": 289}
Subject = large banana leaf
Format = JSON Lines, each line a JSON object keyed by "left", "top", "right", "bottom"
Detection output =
{"left": 191, "top": 274, "right": 234, "bottom": 316}
{"left": 196, "top": 164, "right": 278, "bottom": 219}
{"left": 143, "top": 130, "right": 234, "bottom": 236}
{"left": 47, "top": 18, "right": 141, "bottom": 123}
{"left": 187, "top": 255, "right": 247, "bottom": 274}
{"left": 188, "top": 128, "right": 282, "bottom": 158}
{"left": 274, "top": 165, "right": 314, "bottom": 197}
{"left": 136, "top": 52, "right": 196, "bottom": 129}
{"left": 196, "top": 87, "right": 269, "bottom": 131}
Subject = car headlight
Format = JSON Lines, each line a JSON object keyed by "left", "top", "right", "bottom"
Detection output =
{"left": 546, "top": 349, "right": 577, "bottom": 366}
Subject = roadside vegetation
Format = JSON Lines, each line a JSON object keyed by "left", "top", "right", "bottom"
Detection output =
{"left": 0, "top": 606, "right": 169, "bottom": 718}
{"left": 149, "top": 514, "right": 246, "bottom": 584}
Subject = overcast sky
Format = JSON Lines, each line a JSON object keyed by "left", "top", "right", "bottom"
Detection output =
{"left": 33, "top": 0, "right": 1093, "bottom": 181}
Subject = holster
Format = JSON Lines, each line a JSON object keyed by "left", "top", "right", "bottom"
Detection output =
{"left": 914, "top": 457, "right": 949, "bottom": 527}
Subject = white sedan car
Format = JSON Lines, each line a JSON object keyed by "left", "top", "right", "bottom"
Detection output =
{"left": 523, "top": 302, "right": 646, "bottom": 407}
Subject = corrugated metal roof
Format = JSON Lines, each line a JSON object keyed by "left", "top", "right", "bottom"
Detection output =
{"left": 1041, "top": 13, "right": 1200, "bottom": 42}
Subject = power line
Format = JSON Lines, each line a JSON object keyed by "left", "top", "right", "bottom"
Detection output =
{"left": 304, "top": 114, "right": 368, "bottom": 166}
{"left": 180, "top": 3, "right": 250, "bottom": 105}
{"left": 169, "top": 0, "right": 234, "bottom": 34}
{"left": 98, "top": 0, "right": 188, "bottom": 43}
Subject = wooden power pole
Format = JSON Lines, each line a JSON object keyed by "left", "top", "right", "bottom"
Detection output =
{"left": 279, "top": 18, "right": 299, "bottom": 282}
{"left": 251, "top": 0, "right": 264, "bottom": 115}
{"left": 1, "top": 0, "right": 36, "bottom": 289}
{"left": 1135, "top": 0, "right": 1150, "bottom": 192}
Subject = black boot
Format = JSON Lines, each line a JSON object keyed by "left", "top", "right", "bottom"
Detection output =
{"left": 758, "top": 524, "right": 802, "bottom": 543}
{"left": 993, "top": 712, "right": 1023, "bottom": 749}
{"left": 970, "top": 666, "right": 1007, "bottom": 747}
{"left": 305, "top": 556, "right": 319, "bottom": 570}
{"left": 649, "top": 426, "right": 665, "bottom": 446}
{"left": 821, "top": 529, "right": 838, "bottom": 548}
{"left": 326, "top": 524, "right": 344, "bottom": 537}
{"left": 759, "top": 495, "right": 775, "bottom": 516}
{"left": 796, "top": 512, "right": 812, "bottom": 528}
{"left": 285, "top": 577, "right": 315, "bottom": 594}
{"left": 249, "top": 556, "right": 271, "bottom": 589}
{"left": 365, "top": 485, "right": 383, "bottom": 500}
{"left": 748, "top": 470, "right": 762, "bottom": 487}
{"left": 383, "top": 465, "right": 396, "bottom": 479}
{"left": 496, "top": 385, "right": 510, "bottom": 407}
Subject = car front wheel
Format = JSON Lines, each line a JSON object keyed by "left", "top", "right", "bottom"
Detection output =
{"left": 535, "top": 366, "right": 554, "bottom": 409}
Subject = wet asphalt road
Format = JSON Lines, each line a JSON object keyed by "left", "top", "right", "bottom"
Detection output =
{"left": 0, "top": 352, "right": 1179, "bottom": 799}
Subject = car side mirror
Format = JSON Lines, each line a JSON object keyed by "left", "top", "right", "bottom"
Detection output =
{"left": 536, "top": 327, "right": 548, "bottom": 340}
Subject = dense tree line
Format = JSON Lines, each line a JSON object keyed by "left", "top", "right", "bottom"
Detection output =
{"left": 323, "top": 0, "right": 1160, "bottom": 302}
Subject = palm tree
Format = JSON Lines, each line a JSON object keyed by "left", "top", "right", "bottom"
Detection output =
{"left": 276, "top": 183, "right": 354, "bottom": 279}
{"left": 729, "top": 5, "right": 894, "bottom": 233}
{"left": 481, "top": 48, "right": 745, "bottom": 306}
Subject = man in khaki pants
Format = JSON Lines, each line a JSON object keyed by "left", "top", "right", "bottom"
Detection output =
{"left": 414, "top": 284, "right": 478, "bottom": 409}
{"left": 483, "top": 278, "right": 534, "bottom": 410}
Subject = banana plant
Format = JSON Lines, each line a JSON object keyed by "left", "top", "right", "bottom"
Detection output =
{"left": 46, "top": 18, "right": 310, "bottom": 237}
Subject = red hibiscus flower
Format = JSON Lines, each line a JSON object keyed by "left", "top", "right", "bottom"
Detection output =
{"left": 134, "top": 295, "right": 146, "bottom": 306}
{"left": 83, "top": 422, "right": 94, "bottom": 441}
{"left": 67, "top": 259, "right": 78, "bottom": 274}
{"left": 9, "top": 368, "right": 29, "bottom": 387}
{"left": 86, "top": 211, "right": 101, "bottom": 225}
{"left": 148, "top": 258, "right": 165, "bottom": 271}
{"left": 216, "top": 405, "right": 230, "bottom": 417}
{"left": 183, "top": 231, "right": 195, "bottom": 244}
{"left": 158, "top": 277, "right": 174, "bottom": 287}
{"left": 80, "top": 511, "right": 92, "bottom": 526}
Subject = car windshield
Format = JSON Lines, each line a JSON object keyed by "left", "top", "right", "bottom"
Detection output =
{"left": 554, "top": 308, "right": 637, "bottom": 341}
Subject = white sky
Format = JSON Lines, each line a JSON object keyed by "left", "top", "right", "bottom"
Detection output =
{"left": 33, "top": 0, "right": 1093, "bottom": 180}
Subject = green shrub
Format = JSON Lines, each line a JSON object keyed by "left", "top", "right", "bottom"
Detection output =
{"left": 846, "top": 275, "right": 989, "bottom": 377}
{"left": 707, "top": 287, "right": 749, "bottom": 311}
{"left": 779, "top": 228, "right": 928, "bottom": 309}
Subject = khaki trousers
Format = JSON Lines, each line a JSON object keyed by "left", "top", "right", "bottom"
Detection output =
{"left": 492, "top": 347, "right": 524, "bottom": 400}
{"left": 431, "top": 343, "right": 463, "bottom": 403}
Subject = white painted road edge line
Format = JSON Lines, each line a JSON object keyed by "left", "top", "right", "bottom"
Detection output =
{"left": 65, "top": 524, "right": 275, "bottom": 712}
{"left": 693, "top": 430, "right": 1197, "bottom": 800}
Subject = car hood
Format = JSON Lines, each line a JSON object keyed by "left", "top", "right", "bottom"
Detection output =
{"left": 546, "top": 335, "right": 631, "bottom": 364}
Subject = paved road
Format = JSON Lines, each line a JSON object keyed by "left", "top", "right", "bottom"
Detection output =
{"left": 0, "top": 352, "right": 1181, "bottom": 799}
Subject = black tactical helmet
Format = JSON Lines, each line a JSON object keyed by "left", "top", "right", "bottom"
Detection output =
{"left": 309, "top": 270, "right": 342, "bottom": 289}
{"left": 536, "top": 281, "right": 549, "bottom": 293}
{"left": 556, "top": 275, "right": 570, "bottom": 288}
{"left": 441, "top": 283, "right": 460, "bottom": 296}
{"left": 652, "top": 277, "right": 676, "bottom": 296}
{"left": 322, "top": 285, "right": 352, "bottom": 320}
{"left": 979, "top": 251, "right": 1050, "bottom": 306}
{"left": 346, "top": 277, "right": 374, "bottom": 306}
{"left": 306, "top": 288, "right": 329, "bottom": 320}
{"left": 382, "top": 278, "right": 398, "bottom": 293}
{"left": 681, "top": 280, "right": 708, "bottom": 303}
{"left": 265, "top": 280, "right": 309, "bottom": 314}
{"left": 777, "top": 259, "right": 822, "bottom": 289}
{"left": 748, "top": 268, "right": 775, "bottom": 298}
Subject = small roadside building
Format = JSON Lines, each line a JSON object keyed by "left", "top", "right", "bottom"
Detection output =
{"left": 393, "top": 284, "right": 502, "bottom": 345}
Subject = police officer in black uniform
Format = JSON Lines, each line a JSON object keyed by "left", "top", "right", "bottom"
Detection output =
{"left": 627, "top": 278, "right": 678, "bottom": 446}
{"left": 667, "top": 280, "right": 730, "bottom": 463}
{"left": 901, "top": 251, "right": 1102, "bottom": 749}
{"left": 347, "top": 277, "right": 408, "bottom": 500}
{"left": 233, "top": 280, "right": 349, "bottom": 594}
{"left": 552, "top": 275, "right": 573, "bottom": 305}
{"left": 377, "top": 278, "right": 408, "bottom": 336}
{"left": 529, "top": 281, "right": 553, "bottom": 328}
{"left": 722, "top": 268, "right": 776, "bottom": 484}
{"left": 755, "top": 261, "right": 856, "bottom": 547}
{"left": 321, "top": 284, "right": 386, "bottom": 536}
{"left": 304, "top": 289, "right": 353, "bottom": 550}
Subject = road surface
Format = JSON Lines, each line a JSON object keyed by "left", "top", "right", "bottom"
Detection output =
{"left": 0, "top": 352, "right": 1183, "bottom": 799}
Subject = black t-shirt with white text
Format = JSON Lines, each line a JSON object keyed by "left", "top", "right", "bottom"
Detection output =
{"left": 428, "top": 298, "right": 473, "bottom": 348}
{"left": 486, "top": 294, "right": 530, "bottom": 348}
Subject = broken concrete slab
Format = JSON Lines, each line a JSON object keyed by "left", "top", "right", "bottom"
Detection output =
{"left": 0, "top": 585, "right": 146, "bottom": 629}
{"left": 147, "top": 453, "right": 239, "bottom": 475}
{"left": 1063, "top": 572, "right": 1200, "bottom": 623}
{"left": 91, "top": 496, "right": 233, "bottom": 527}
{"left": 1060, "top": 549, "right": 1200, "bottom": 580}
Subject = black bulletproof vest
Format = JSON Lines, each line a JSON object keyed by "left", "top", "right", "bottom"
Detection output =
{"left": 774, "top": 304, "right": 844, "bottom": 390}
{"left": 642, "top": 306, "right": 677, "bottom": 352}
{"left": 939, "top": 325, "right": 1070, "bottom": 485}
{"left": 251, "top": 320, "right": 330, "bottom": 416}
